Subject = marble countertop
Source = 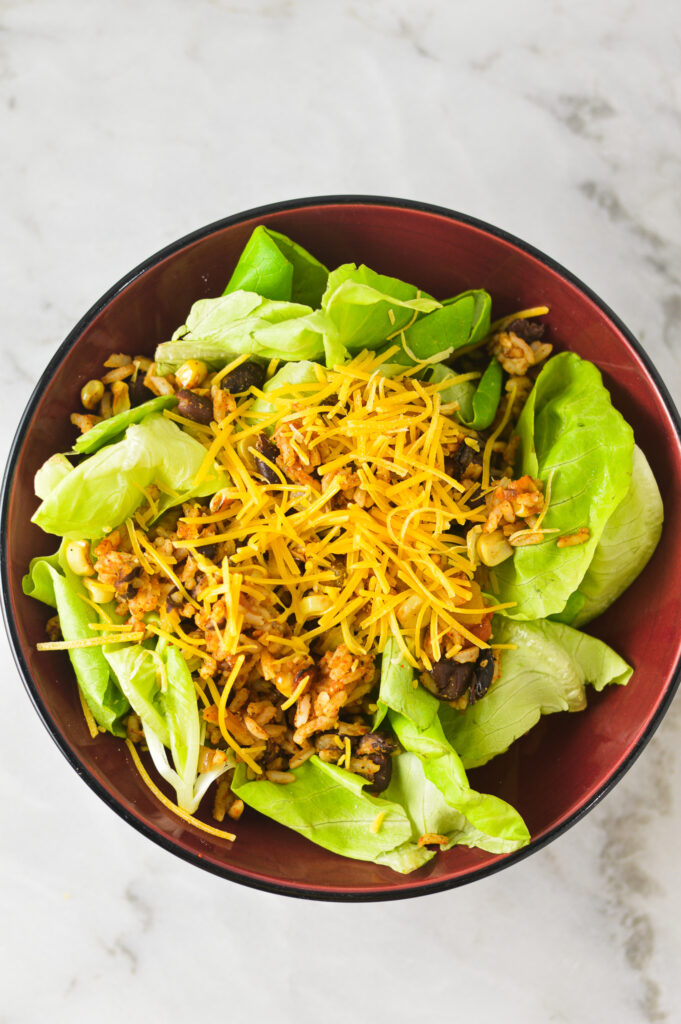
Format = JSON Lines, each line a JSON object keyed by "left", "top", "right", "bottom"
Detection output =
{"left": 2, "top": 1, "right": 680, "bottom": 1020}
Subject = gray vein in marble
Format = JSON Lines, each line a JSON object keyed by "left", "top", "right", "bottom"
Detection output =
{"left": 579, "top": 180, "right": 681, "bottom": 299}
{"left": 124, "top": 880, "right": 153, "bottom": 933}
{"left": 348, "top": 3, "right": 439, "bottom": 62}
{"left": 580, "top": 181, "right": 667, "bottom": 253}
{"left": 535, "top": 93, "right": 616, "bottom": 141}
{"left": 100, "top": 937, "right": 138, "bottom": 975}
{"left": 661, "top": 295, "right": 681, "bottom": 351}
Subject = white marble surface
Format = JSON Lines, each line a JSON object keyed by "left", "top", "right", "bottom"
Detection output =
{"left": 2, "top": 1, "right": 681, "bottom": 1020}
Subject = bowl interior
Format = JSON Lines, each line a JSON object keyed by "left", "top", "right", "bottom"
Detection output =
{"left": 4, "top": 199, "right": 681, "bottom": 898}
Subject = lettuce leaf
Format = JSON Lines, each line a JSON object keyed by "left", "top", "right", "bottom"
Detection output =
{"left": 232, "top": 756, "right": 421, "bottom": 868}
{"left": 491, "top": 353, "right": 635, "bottom": 619}
{"left": 386, "top": 289, "right": 492, "bottom": 365}
{"left": 426, "top": 363, "right": 476, "bottom": 422}
{"left": 104, "top": 644, "right": 170, "bottom": 747}
{"left": 387, "top": 713, "right": 530, "bottom": 853}
{"left": 320, "top": 264, "right": 440, "bottom": 357}
{"left": 374, "top": 636, "right": 439, "bottom": 730}
{"left": 556, "top": 445, "right": 663, "bottom": 627}
{"left": 162, "top": 644, "right": 201, "bottom": 786}
{"left": 32, "top": 413, "right": 225, "bottom": 539}
{"left": 105, "top": 640, "right": 233, "bottom": 811}
{"left": 461, "top": 358, "right": 503, "bottom": 429}
{"left": 34, "top": 454, "right": 73, "bottom": 499}
{"left": 72, "top": 396, "right": 178, "bottom": 455}
{"left": 223, "top": 225, "right": 328, "bottom": 307}
{"left": 441, "top": 616, "right": 633, "bottom": 768}
{"left": 155, "top": 292, "right": 324, "bottom": 371}
{"left": 23, "top": 551, "right": 61, "bottom": 607}
{"left": 22, "top": 559, "right": 129, "bottom": 735}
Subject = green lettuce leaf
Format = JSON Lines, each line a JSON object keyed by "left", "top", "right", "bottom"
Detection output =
{"left": 23, "top": 560, "right": 129, "bottom": 735}
{"left": 320, "top": 264, "right": 439, "bottom": 357}
{"left": 72, "top": 396, "right": 178, "bottom": 455}
{"left": 155, "top": 292, "right": 324, "bottom": 371}
{"left": 223, "top": 225, "right": 328, "bottom": 307}
{"left": 387, "top": 289, "right": 492, "bottom": 365}
{"left": 490, "top": 352, "right": 635, "bottom": 619}
{"left": 461, "top": 358, "right": 503, "bottom": 429}
{"left": 232, "top": 756, "right": 422, "bottom": 868}
{"left": 23, "top": 551, "right": 61, "bottom": 607}
{"left": 556, "top": 445, "right": 663, "bottom": 627}
{"left": 34, "top": 454, "right": 73, "bottom": 499}
{"left": 163, "top": 644, "right": 201, "bottom": 788}
{"left": 374, "top": 637, "right": 439, "bottom": 730}
{"left": 426, "top": 363, "right": 476, "bottom": 422}
{"left": 388, "top": 712, "right": 530, "bottom": 853}
{"left": 32, "top": 413, "right": 225, "bottom": 539}
{"left": 104, "top": 643, "right": 170, "bottom": 747}
{"left": 441, "top": 616, "right": 633, "bottom": 768}
{"left": 106, "top": 639, "right": 234, "bottom": 812}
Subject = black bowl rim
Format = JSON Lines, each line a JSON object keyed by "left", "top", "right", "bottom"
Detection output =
{"left": 3, "top": 194, "right": 681, "bottom": 902}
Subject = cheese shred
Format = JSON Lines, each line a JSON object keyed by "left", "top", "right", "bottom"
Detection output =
{"left": 125, "top": 740, "right": 237, "bottom": 842}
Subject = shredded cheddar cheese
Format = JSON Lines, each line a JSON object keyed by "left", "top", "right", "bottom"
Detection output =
{"left": 125, "top": 739, "right": 236, "bottom": 841}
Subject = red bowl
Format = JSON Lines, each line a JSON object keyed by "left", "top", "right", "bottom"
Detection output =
{"left": 3, "top": 196, "right": 681, "bottom": 900}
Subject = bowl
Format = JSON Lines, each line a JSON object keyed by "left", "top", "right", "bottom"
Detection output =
{"left": 3, "top": 196, "right": 681, "bottom": 901}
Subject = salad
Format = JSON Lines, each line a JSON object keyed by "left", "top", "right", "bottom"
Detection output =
{"left": 24, "top": 226, "right": 663, "bottom": 873}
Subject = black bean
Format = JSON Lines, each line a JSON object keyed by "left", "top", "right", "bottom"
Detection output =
{"left": 430, "top": 657, "right": 474, "bottom": 702}
{"left": 221, "top": 361, "right": 266, "bottom": 395}
{"left": 351, "top": 732, "right": 398, "bottom": 794}
{"left": 114, "top": 566, "right": 140, "bottom": 598}
{"left": 254, "top": 433, "right": 281, "bottom": 483}
{"left": 176, "top": 389, "right": 213, "bottom": 424}
{"left": 129, "top": 374, "right": 156, "bottom": 407}
{"left": 165, "top": 587, "right": 183, "bottom": 611}
{"left": 293, "top": 664, "right": 319, "bottom": 689}
{"left": 199, "top": 543, "right": 218, "bottom": 561}
{"left": 468, "top": 651, "right": 496, "bottom": 705}
{"left": 505, "top": 318, "right": 545, "bottom": 342}
{"left": 445, "top": 436, "right": 482, "bottom": 482}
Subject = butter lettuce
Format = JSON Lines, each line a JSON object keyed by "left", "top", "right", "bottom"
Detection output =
{"left": 32, "top": 413, "right": 225, "bottom": 539}
{"left": 386, "top": 289, "right": 492, "bottom": 365}
{"left": 491, "top": 353, "right": 635, "bottom": 620}
{"left": 461, "top": 357, "right": 503, "bottom": 429}
{"left": 320, "top": 263, "right": 440, "bottom": 363}
{"left": 232, "top": 756, "right": 428, "bottom": 871}
{"left": 232, "top": 714, "right": 529, "bottom": 872}
{"left": 105, "top": 640, "right": 233, "bottom": 812}
{"left": 23, "top": 558, "right": 129, "bottom": 735}
{"left": 34, "top": 453, "right": 73, "bottom": 499}
{"left": 155, "top": 291, "right": 325, "bottom": 371}
{"left": 374, "top": 636, "right": 439, "bottom": 730}
{"left": 441, "top": 617, "right": 632, "bottom": 768}
{"left": 223, "top": 225, "right": 328, "bottom": 307}
{"left": 104, "top": 644, "right": 170, "bottom": 747}
{"left": 23, "top": 551, "right": 61, "bottom": 607}
{"left": 388, "top": 712, "right": 530, "bottom": 853}
{"left": 556, "top": 445, "right": 663, "bottom": 627}
{"left": 428, "top": 356, "right": 503, "bottom": 431}
{"left": 426, "top": 363, "right": 476, "bottom": 422}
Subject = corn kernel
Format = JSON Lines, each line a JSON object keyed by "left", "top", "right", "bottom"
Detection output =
{"left": 80, "top": 379, "right": 104, "bottom": 410}
{"left": 175, "top": 360, "right": 208, "bottom": 390}
{"left": 476, "top": 530, "right": 514, "bottom": 567}
{"left": 65, "top": 540, "right": 94, "bottom": 577}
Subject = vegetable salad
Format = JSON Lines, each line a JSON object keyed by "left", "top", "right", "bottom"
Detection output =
{"left": 24, "top": 226, "right": 663, "bottom": 872}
